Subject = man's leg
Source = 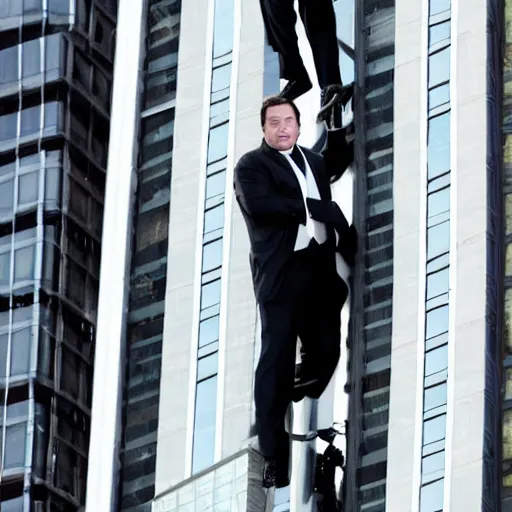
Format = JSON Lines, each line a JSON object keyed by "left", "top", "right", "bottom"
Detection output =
{"left": 255, "top": 298, "right": 298, "bottom": 487}
{"left": 297, "top": 0, "right": 341, "bottom": 89}
{"left": 259, "top": 0, "right": 313, "bottom": 100}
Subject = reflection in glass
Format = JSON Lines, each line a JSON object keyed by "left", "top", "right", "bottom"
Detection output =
{"left": 426, "top": 268, "right": 449, "bottom": 299}
{"left": 199, "top": 315, "right": 220, "bottom": 347}
{"left": 201, "top": 279, "right": 221, "bottom": 310}
{"left": 428, "top": 188, "right": 449, "bottom": 219}
{"left": 429, "top": 84, "right": 450, "bottom": 111}
{"left": 197, "top": 352, "right": 219, "bottom": 381}
{"left": 424, "top": 343, "right": 448, "bottom": 376}
{"left": 424, "top": 382, "right": 447, "bottom": 411}
{"left": 192, "top": 376, "right": 217, "bottom": 473}
{"left": 204, "top": 204, "right": 224, "bottom": 233}
{"left": 428, "top": 112, "right": 450, "bottom": 178}
{"left": 429, "top": 0, "right": 450, "bottom": 16}
{"left": 423, "top": 414, "right": 446, "bottom": 445}
{"left": 206, "top": 171, "right": 226, "bottom": 199}
{"left": 211, "top": 64, "right": 231, "bottom": 93}
{"left": 420, "top": 478, "right": 444, "bottom": 512}
{"left": 202, "top": 239, "right": 223, "bottom": 272}
{"left": 422, "top": 451, "right": 445, "bottom": 475}
{"left": 428, "top": 47, "right": 450, "bottom": 89}
{"left": 427, "top": 221, "right": 450, "bottom": 260}
{"left": 426, "top": 306, "right": 449, "bottom": 340}
{"left": 213, "top": 0, "right": 234, "bottom": 58}
{"left": 207, "top": 123, "right": 229, "bottom": 163}
{"left": 429, "top": 21, "right": 450, "bottom": 47}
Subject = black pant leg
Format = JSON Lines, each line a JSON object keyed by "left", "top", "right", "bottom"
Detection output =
{"left": 298, "top": 0, "right": 341, "bottom": 88}
{"left": 255, "top": 298, "right": 298, "bottom": 462}
{"left": 259, "top": 0, "right": 309, "bottom": 81}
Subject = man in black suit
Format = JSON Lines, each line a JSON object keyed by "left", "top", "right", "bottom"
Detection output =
{"left": 234, "top": 95, "right": 354, "bottom": 488}
{"left": 259, "top": 0, "right": 353, "bottom": 111}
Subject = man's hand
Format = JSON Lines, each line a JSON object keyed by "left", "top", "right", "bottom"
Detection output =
{"left": 306, "top": 198, "right": 338, "bottom": 223}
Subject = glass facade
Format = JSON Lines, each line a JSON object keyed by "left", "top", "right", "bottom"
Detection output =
{"left": 0, "top": 1, "right": 117, "bottom": 510}
{"left": 191, "top": 0, "right": 235, "bottom": 475}
{"left": 118, "top": 0, "right": 181, "bottom": 510}
{"left": 419, "top": 2, "right": 452, "bottom": 510}
{"left": 344, "top": 0, "right": 395, "bottom": 510}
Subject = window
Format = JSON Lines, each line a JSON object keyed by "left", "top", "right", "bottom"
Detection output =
{"left": 20, "top": 105, "right": 40, "bottom": 137}
{"left": 140, "top": 110, "right": 174, "bottom": 163}
{"left": 426, "top": 268, "right": 449, "bottom": 299}
{"left": 211, "top": 64, "right": 231, "bottom": 93}
{"left": 0, "top": 252, "right": 10, "bottom": 287}
{"left": 48, "top": 0, "right": 70, "bottom": 14}
{"left": 197, "top": 352, "right": 218, "bottom": 381}
{"left": 429, "top": 21, "right": 450, "bottom": 47}
{"left": 0, "top": 333, "right": 7, "bottom": 378}
{"left": 199, "top": 315, "right": 219, "bottom": 347}
{"left": 424, "top": 343, "right": 448, "bottom": 376}
{"left": 0, "top": 179, "right": 14, "bottom": 218}
{"left": 46, "top": 33, "right": 66, "bottom": 72}
{"left": 204, "top": 204, "right": 224, "bottom": 234}
{"left": 4, "top": 423, "right": 27, "bottom": 469}
{"left": 427, "top": 113, "right": 450, "bottom": 178}
{"left": 428, "top": 84, "right": 450, "bottom": 111}
{"left": 427, "top": 221, "right": 449, "bottom": 260}
{"left": 212, "top": 0, "right": 234, "bottom": 58}
{"left": 191, "top": 376, "right": 217, "bottom": 473}
{"left": 429, "top": 0, "right": 450, "bottom": 16}
{"left": 420, "top": 478, "right": 444, "bottom": 512}
{"left": 424, "top": 382, "right": 447, "bottom": 411}
{"left": 425, "top": 306, "right": 449, "bottom": 340}
{"left": 427, "top": 188, "right": 449, "bottom": 220}
{"left": 24, "top": 0, "right": 41, "bottom": 13}
{"left": 11, "top": 328, "right": 31, "bottom": 375}
{"left": 206, "top": 171, "right": 225, "bottom": 199}
{"left": 201, "top": 279, "right": 221, "bottom": 310}
{"left": 145, "top": 67, "right": 177, "bottom": 109}
{"left": 207, "top": 123, "right": 229, "bottom": 163}
{"left": 0, "top": 46, "right": 19, "bottom": 85}
{"left": 428, "top": 47, "right": 450, "bottom": 89}
{"left": 18, "top": 171, "right": 39, "bottom": 206}
{"left": 202, "top": 239, "right": 223, "bottom": 272}
{"left": 0, "top": 113, "right": 17, "bottom": 142}
{"left": 22, "top": 38, "right": 41, "bottom": 78}
{"left": 210, "top": 98, "right": 229, "bottom": 119}
{"left": 14, "top": 245, "right": 35, "bottom": 282}
{"left": 423, "top": 414, "right": 446, "bottom": 446}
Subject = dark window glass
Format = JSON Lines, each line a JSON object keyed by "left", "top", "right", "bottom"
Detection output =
{"left": 73, "top": 51, "right": 91, "bottom": 92}
{"left": 204, "top": 204, "right": 224, "bottom": 234}
{"left": 427, "top": 187, "right": 449, "bottom": 220}
{"left": 146, "top": 37, "right": 178, "bottom": 75}
{"left": 46, "top": 33, "right": 66, "bottom": 72}
{"left": 45, "top": 166, "right": 61, "bottom": 208}
{"left": 424, "top": 382, "right": 447, "bottom": 411}
{"left": 0, "top": 46, "right": 19, "bottom": 84}
{"left": 423, "top": 414, "right": 446, "bottom": 445}
{"left": 48, "top": 0, "right": 69, "bottom": 14}
{"left": 201, "top": 279, "right": 221, "bottom": 310}
{"left": 426, "top": 306, "right": 449, "bottom": 340}
{"left": 0, "top": 333, "right": 7, "bottom": 378}
{"left": 14, "top": 245, "right": 35, "bottom": 282}
{"left": 429, "top": 0, "right": 450, "bottom": 16}
{"left": 145, "top": 67, "right": 177, "bottom": 109}
{"left": 11, "top": 328, "right": 31, "bottom": 375}
{"left": 426, "top": 268, "right": 449, "bottom": 299}
{"left": 427, "top": 221, "right": 449, "bottom": 261}
{"left": 141, "top": 110, "right": 174, "bottom": 163}
{"left": 428, "top": 112, "right": 450, "bottom": 178}
{"left": 20, "top": 105, "right": 40, "bottom": 137}
{"left": 207, "top": 123, "right": 229, "bottom": 163}
{"left": 213, "top": 0, "right": 234, "bottom": 57}
{"left": 420, "top": 478, "right": 444, "bottom": 512}
{"left": 23, "top": 38, "right": 40, "bottom": 78}
{"left": 18, "top": 171, "right": 39, "bottom": 206}
{"left": 206, "top": 171, "right": 226, "bottom": 199}
{"left": 428, "top": 47, "right": 450, "bottom": 89}
{"left": 429, "top": 83, "right": 450, "bottom": 111}
{"left": 197, "top": 352, "right": 218, "bottom": 381}
{"left": 0, "top": 113, "right": 18, "bottom": 142}
{"left": 192, "top": 376, "right": 217, "bottom": 473}
{"left": 429, "top": 21, "right": 450, "bottom": 47}
{"left": 45, "top": 101, "right": 61, "bottom": 130}
{"left": 93, "top": 67, "right": 111, "bottom": 109}
{"left": 135, "top": 205, "right": 169, "bottom": 254}
{"left": 202, "top": 239, "right": 223, "bottom": 272}
{"left": 425, "top": 343, "right": 448, "bottom": 376}
{"left": 4, "top": 423, "right": 27, "bottom": 469}
{"left": 199, "top": 315, "right": 219, "bottom": 347}
{"left": 24, "top": 0, "right": 41, "bottom": 13}
{"left": 211, "top": 64, "right": 231, "bottom": 94}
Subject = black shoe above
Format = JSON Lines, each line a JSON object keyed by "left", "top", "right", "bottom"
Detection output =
{"left": 262, "top": 458, "right": 290, "bottom": 488}
{"left": 280, "top": 77, "right": 313, "bottom": 101}
{"left": 317, "top": 427, "right": 338, "bottom": 445}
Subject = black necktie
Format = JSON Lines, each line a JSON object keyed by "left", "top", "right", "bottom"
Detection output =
{"left": 291, "top": 146, "right": 306, "bottom": 175}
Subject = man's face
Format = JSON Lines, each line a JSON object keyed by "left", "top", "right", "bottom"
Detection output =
{"left": 263, "top": 104, "right": 300, "bottom": 151}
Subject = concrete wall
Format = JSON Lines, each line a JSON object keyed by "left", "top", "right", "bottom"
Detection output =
{"left": 154, "top": 0, "right": 210, "bottom": 491}
{"left": 446, "top": 0, "right": 488, "bottom": 508}
{"left": 385, "top": 0, "right": 424, "bottom": 510}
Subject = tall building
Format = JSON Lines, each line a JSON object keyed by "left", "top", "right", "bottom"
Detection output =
{"left": 0, "top": 1, "right": 118, "bottom": 511}
{"left": 83, "top": 1, "right": 511, "bottom": 512}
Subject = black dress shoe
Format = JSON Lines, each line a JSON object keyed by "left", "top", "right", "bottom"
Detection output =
{"left": 317, "top": 82, "right": 355, "bottom": 128}
{"left": 280, "top": 77, "right": 313, "bottom": 101}
{"left": 317, "top": 427, "right": 338, "bottom": 445}
{"left": 262, "top": 459, "right": 290, "bottom": 488}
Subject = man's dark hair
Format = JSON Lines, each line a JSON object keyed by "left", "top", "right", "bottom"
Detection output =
{"left": 260, "top": 95, "right": 301, "bottom": 127}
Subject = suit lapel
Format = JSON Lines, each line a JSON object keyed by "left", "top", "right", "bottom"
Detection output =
{"left": 260, "top": 140, "right": 301, "bottom": 185}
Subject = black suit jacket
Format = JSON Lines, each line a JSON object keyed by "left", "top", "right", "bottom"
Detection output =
{"left": 234, "top": 129, "right": 351, "bottom": 302}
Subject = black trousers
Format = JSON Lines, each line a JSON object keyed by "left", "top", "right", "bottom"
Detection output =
{"left": 254, "top": 243, "right": 347, "bottom": 468}
{"left": 259, "top": 0, "right": 341, "bottom": 87}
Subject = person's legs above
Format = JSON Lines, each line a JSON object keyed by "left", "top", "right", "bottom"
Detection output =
{"left": 255, "top": 297, "right": 298, "bottom": 487}
{"left": 259, "top": 0, "right": 313, "bottom": 100}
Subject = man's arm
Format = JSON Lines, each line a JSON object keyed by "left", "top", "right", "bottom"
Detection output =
{"left": 234, "top": 162, "right": 307, "bottom": 225}
{"left": 322, "top": 127, "right": 354, "bottom": 183}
